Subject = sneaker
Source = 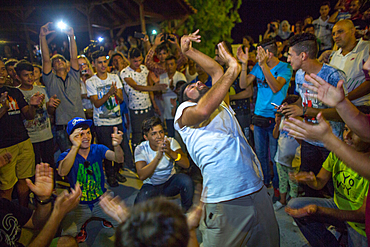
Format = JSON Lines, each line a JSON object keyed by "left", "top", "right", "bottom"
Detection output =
{"left": 116, "top": 173, "right": 127, "bottom": 183}
{"left": 102, "top": 219, "right": 114, "bottom": 229}
{"left": 273, "top": 201, "right": 285, "bottom": 211}
{"left": 107, "top": 176, "right": 119, "bottom": 187}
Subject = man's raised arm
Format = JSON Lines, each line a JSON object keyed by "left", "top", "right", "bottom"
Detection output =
{"left": 181, "top": 30, "right": 224, "bottom": 84}
{"left": 63, "top": 26, "right": 79, "bottom": 71}
{"left": 177, "top": 34, "right": 241, "bottom": 128}
{"left": 39, "top": 23, "right": 55, "bottom": 75}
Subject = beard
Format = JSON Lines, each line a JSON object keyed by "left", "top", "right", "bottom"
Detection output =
{"left": 190, "top": 87, "right": 209, "bottom": 103}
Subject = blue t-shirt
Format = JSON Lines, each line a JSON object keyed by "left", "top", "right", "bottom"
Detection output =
{"left": 250, "top": 62, "right": 293, "bottom": 118}
{"left": 295, "top": 64, "right": 347, "bottom": 147}
{"left": 190, "top": 74, "right": 212, "bottom": 88}
{"left": 57, "top": 144, "right": 109, "bottom": 204}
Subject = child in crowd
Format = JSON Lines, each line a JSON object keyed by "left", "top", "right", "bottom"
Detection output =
{"left": 273, "top": 95, "right": 301, "bottom": 211}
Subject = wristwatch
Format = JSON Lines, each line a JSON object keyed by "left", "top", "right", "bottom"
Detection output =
{"left": 35, "top": 195, "right": 53, "bottom": 205}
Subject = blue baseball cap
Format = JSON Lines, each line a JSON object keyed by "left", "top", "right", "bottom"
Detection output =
{"left": 67, "top": 117, "right": 93, "bottom": 135}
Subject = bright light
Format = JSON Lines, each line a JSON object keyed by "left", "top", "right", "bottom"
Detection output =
{"left": 98, "top": 37, "right": 104, "bottom": 42}
{"left": 57, "top": 21, "right": 67, "bottom": 30}
{"left": 152, "top": 30, "right": 157, "bottom": 35}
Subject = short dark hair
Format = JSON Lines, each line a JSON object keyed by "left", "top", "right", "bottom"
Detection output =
{"left": 14, "top": 60, "right": 34, "bottom": 76}
{"left": 4, "top": 59, "right": 18, "bottom": 68}
{"left": 155, "top": 43, "right": 169, "bottom": 54}
{"left": 178, "top": 82, "right": 193, "bottom": 104}
{"left": 142, "top": 117, "right": 163, "bottom": 136}
{"left": 51, "top": 54, "right": 67, "bottom": 67}
{"left": 215, "top": 41, "right": 233, "bottom": 55}
{"left": 128, "top": 47, "right": 142, "bottom": 59}
{"left": 91, "top": 50, "right": 109, "bottom": 62}
{"left": 321, "top": 1, "right": 330, "bottom": 7}
{"left": 115, "top": 197, "right": 189, "bottom": 247}
{"left": 304, "top": 24, "right": 315, "bottom": 31}
{"left": 288, "top": 33, "right": 318, "bottom": 59}
{"left": 165, "top": 55, "right": 177, "bottom": 62}
{"left": 259, "top": 38, "right": 278, "bottom": 56}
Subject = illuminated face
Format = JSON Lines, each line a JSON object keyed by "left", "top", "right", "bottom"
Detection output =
{"left": 287, "top": 47, "right": 303, "bottom": 71}
{"left": 93, "top": 56, "right": 109, "bottom": 74}
{"left": 320, "top": 5, "right": 330, "bottom": 17}
{"left": 33, "top": 67, "right": 41, "bottom": 82}
{"left": 281, "top": 23, "right": 289, "bottom": 32}
{"left": 165, "top": 59, "right": 177, "bottom": 74}
{"left": 332, "top": 23, "right": 353, "bottom": 49}
{"left": 18, "top": 70, "right": 34, "bottom": 87}
{"left": 79, "top": 128, "right": 92, "bottom": 149}
{"left": 184, "top": 81, "right": 209, "bottom": 103}
{"left": 349, "top": 0, "right": 360, "bottom": 14}
{"left": 144, "top": 124, "right": 164, "bottom": 149}
{"left": 78, "top": 57, "right": 89, "bottom": 73}
{"left": 0, "top": 61, "right": 8, "bottom": 85}
{"left": 112, "top": 55, "right": 126, "bottom": 71}
{"left": 52, "top": 57, "right": 67, "bottom": 71}
{"left": 129, "top": 56, "right": 143, "bottom": 70}
{"left": 157, "top": 49, "right": 169, "bottom": 63}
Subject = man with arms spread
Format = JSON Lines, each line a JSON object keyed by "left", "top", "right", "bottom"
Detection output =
{"left": 40, "top": 22, "right": 85, "bottom": 152}
{"left": 175, "top": 30, "right": 279, "bottom": 247}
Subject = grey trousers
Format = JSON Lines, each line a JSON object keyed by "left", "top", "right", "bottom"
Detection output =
{"left": 200, "top": 186, "right": 280, "bottom": 247}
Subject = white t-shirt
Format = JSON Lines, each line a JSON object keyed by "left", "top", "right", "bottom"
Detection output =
{"left": 120, "top": 65, "right": 152, "bottom": 110}
{"left": 174, "top": 101, "right": 263, "bottom": 203}
{"left": 80, "top": 80, "right": 93, "bottom": 110}
{"left": 330, "top": 39, "right": 370, "bottom": 106}
{"left": 313, "top": 16, "right": 333, "bottom": 51}
{"left": 159, "top": 71, "right": 186, "bottom": 120}
{"left": 134, "top": 137, "right": 180, "bottom": 185}
{"left": 86, "top": 73, "right": 123, "bottom": 126}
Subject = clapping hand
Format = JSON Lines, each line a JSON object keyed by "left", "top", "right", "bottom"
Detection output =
{"left": 48, "top": 95, "right": 61, "bottom": 108}
{"left": 237, "top": 46, "right": 249, "bottom": 64}
{"left": 99, "top": 192, "right": 129, "bottom": 224}
{"left": 181, "top": 29, "right": 201, "bottom": 54}
{"left": 26, "top": 163, "right": 54, "bottom": 200}
{"left": 54, "top": 183, "right": 81, "bottom": 217}
{"left": 29, "top": 92, "right": 45, "bottom": 107}
{"left": 256, "top": 46, "right": 269, "bottom": 66}
{"left": 108, "top": 82, "right": 118, "bottom": 96}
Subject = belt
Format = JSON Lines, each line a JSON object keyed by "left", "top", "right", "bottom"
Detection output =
{"left": 131, "top": 106, "right": 152, "bottom": 115}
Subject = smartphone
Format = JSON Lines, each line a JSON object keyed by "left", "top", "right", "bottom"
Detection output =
{"left": 271, "top": 102, "right": 280, "bottom": 108}
{"left": 134, "top": 31, "right": 145, "bottom": 39}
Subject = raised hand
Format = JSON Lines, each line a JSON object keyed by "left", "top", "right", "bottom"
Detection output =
{"left": 54, "top": 183, "right": 81, "bottom": 216}
{"left": 237, "top": 45, "right": 249, "bottom": 64}
{"left": 281, "top": 104, "right": 303, "bottom": 118}
{"left": 285, "top": 204, "right": 318, "bottom": 218}
{"left": 154, "top": 33, "right": 164, "bottom": 46}
{"left": 111, "top": 127, "right": 123, "bottom": 147}
{"left": 40, "top": 22, "right": 55, "bottom": 37}
{"left": 284, "top": 112, "right": 333, "bottom": 142}
{"left": 180, "top": 29, "right": 201, "bottom": 54}
{"left": 256, "top": 46, "right": 269, "bottom": 66}
{"left": 48, "top": 95, "right": 61, "bottom": 108}
{"left": 303, "top": 73, "right": 345, "bottom": 108}
{"left": 62, "top": 26, "right": 74, "bottom": 37}
{"left": 26, "top": 163, "right": 54, "bottom": 200}
{"left": 217, "top": 41, "right": 239, "bottom": 70}
{"left": 0, "top": 152, "right": 12, "bottom": 168}
{"left": 108, "top": 82, "right": 118, "bottom": 96}
{"left": 29, "top": 92, "right": 45, "bottom": 106}
{"left": 69, "top": 127, "right": 83, "bottom": 147}
{"left": 99, "top": 192, "right": 129, "bottom": 224}
{"left": 168, "top": 34, "right": 179, "bottom": 45}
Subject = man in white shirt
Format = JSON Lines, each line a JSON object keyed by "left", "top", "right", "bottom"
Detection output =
{"left": 134, "top": 117, "right": 193, "bottom": 212}
{"left": 159, "top": 55, "right": 186, "bottom": 137}
{"left": 86, "top": 50, "right": 127, "bottom": 187}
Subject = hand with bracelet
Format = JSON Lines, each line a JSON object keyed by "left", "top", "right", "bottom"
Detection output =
{"left": 26, "top": 163, "right": 54, "bottom": 203}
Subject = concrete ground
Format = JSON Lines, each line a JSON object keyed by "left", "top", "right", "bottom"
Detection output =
{"left": 20, "top": 168, "right": 309, "bottom": 246}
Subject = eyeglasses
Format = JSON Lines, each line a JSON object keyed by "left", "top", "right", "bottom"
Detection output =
{"left": 84, "top": 161, "right": 93, "bottom": 175}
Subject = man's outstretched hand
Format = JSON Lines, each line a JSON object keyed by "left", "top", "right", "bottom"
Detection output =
{"left": 181, "top": 29, "right": 201, "bottom": 54}
{"left": 26, "top": 163, "right": 54, "bottom": 200}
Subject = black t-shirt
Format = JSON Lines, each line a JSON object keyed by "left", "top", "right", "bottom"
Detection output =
{"left": 0, "top": 198, "right": 33, "bottom": 247}
{"left": 0, "top": 86, "right": 29, "bottom": 148}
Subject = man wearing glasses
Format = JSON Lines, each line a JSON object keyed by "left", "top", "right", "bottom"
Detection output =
{"left": 57, "top": 117, "right": 124, "bottom": 244}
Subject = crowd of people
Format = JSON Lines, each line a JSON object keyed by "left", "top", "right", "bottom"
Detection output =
{"left": 2, "top": 0, "right": 370, "bottom": 246}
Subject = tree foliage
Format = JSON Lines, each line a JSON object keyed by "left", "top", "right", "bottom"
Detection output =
{"left": 174, "top": 0, "right": 242, "bottom": 56}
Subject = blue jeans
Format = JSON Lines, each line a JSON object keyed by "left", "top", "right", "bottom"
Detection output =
{"left": 135, "top": 173, "right": 194, "bottom": 212}
{"left": 288, "top": 197, "right": 368, "bottom": 247}
{"left": 253, "top": 123, "right": 278, "bottom": 188}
